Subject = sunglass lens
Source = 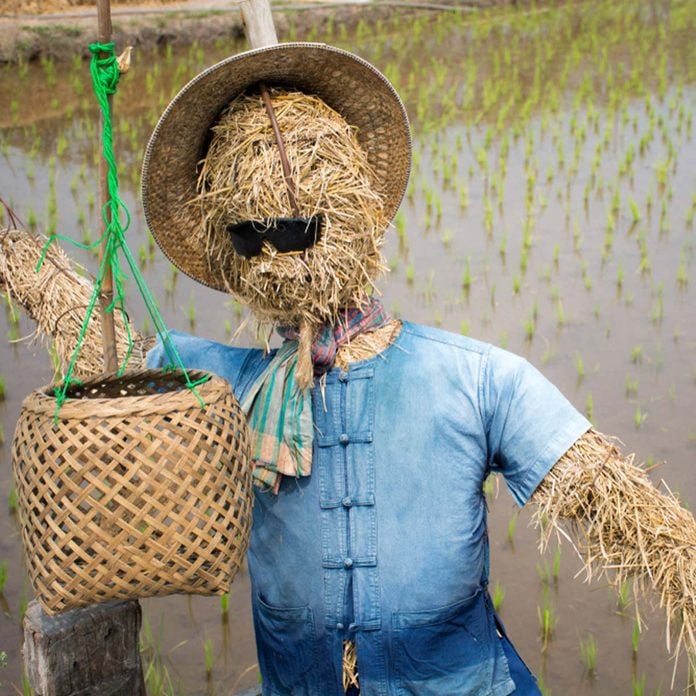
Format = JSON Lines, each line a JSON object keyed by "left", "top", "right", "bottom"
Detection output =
{"left": 266, "top": 216, "right": 322, "bottom": 253}
{"left": 227, "top": 220, "right": 266, "bottom": 258}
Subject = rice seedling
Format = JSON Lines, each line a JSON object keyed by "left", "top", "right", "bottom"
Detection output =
{"left": 523, "top": 316, "right": 534, "bottom": 342}
{"left": 520, "top": 248, "right": 529, "bottom": 275}
{"left": 677, "top": 258, "right": 689, "bottom": 286}
{"left": 629, "top": 197, "right": 641, "bottom": 223}
{"left": 27, "top": 208, "right": 37, "bottom": 230}
{"left": 492, "top": 581, "right": 505, "bottom": 612}
{"left": 579, "top": 632, "right": 597, "bottom": 675}
{"left": 461, "top": 258, "right": 472, "bottom": 292}
{"left": 555, "top": 299, "right": 566, "bottom": 328}
{"left": 0, "top": 375, "right": 5, "bottom": 400}
{"left": 0, "top": 424, "right": 5, "bottom": 446}
{"left": 633, "top": 405, "right": 647, "bottom": 429}
{"left": 632, "top": 673, "right": 646, "bottom": 696}
{"left": 512, "top": 275, "right": 521, "bottom": 295}
{"left": 632, "top": 619, "right": 640, "bottom": 658}
{"left": 630, "top": 345, "right": 643, "bottom": 364}
{"left": 625, "top": 375, "right": 639, "bottom": 398}
{"left": 220, "top": 592, "right": 230, "bottom": 618}
{"left": 0, "top": 561, "right": 7, "bottom": 594}
{"left": 537, "top": 671, "right": 551, "bottom": 696}
{"left": 187, "top": 297, "right": 196, "bottom": 330}
{"left": 616, "top": 578, "right": 631, "bottom": 613}
{"left": 575, "top": 353, "right": 585, "bottom": 381}
{"left": 507, "top": 511, "right": 518, "bottom": 546}
{"left": 585, "top": 393, "right": 594, "bottom": 422}
{"left": 538, "top": 589, "right": 556, "bottom": 651}
{"left": 7, "top": 488, "right": 17, "bottom": 515}
{"left": 143, "top": 650, "right": 175, "bottom": 695}
{"left": 552, "top": 546, "right": 561, "bottom": 583}
{"left": 204, "top": 636, "right": 214, "bottom": 676}
{"left": 498, "top": 236, "right": 507, "bottom": 260}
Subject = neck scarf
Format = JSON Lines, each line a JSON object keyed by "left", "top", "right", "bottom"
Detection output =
{"left": 241, "top": 298, "right": 391, "bottom": 493}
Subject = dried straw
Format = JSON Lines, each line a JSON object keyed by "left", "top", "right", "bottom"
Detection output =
{"left": 0, "top": 228, "right": 143, "bottom": 378}
{"left": 194, "top": 89, "right": 389, "bottom": 342}
{"left": 532, "top": 428, "right": 696, "bottom": 682}
{"left": 343, "top": 640, "right": 359, "bottom": 693}
{"left": 334, "top": 319, "right": 402, "bottom": 371}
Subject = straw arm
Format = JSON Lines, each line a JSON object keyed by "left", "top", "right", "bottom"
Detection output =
{"left": 0, "top": 227, "right": 145, "bottom": 378}
{"left": 531, "top": 428, "right": 696, "bottom": 675}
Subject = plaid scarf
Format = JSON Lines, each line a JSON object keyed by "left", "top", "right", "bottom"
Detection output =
{"left": 242, "top": 298, "right": 391, "bottom": 493}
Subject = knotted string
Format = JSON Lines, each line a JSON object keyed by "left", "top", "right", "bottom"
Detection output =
{"left": 37, "top": 42, "right": 208, "bottom": 420}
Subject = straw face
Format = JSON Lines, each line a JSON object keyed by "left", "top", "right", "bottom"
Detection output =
{"left": 141, "top": 43, "right": 411, "bottom": 296}
{"left": 12, "top": 370, "right": 252, "bottom": 614}
{"left": 193, "top": 89, "right": 389, "bottom": 327}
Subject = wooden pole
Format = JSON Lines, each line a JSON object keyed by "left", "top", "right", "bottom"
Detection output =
{"left": 96, "top": 0, "right": 118, "bottom": 374}
{"left": 239, "top": 0, "right": 278, "bottom": 48}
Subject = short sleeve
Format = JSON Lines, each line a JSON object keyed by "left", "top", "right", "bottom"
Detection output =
{"left": 482, "top": 346, "right": 590, "bottom": 506}
{"left": 146, "top": 330, "right": 272, "bottom": 402}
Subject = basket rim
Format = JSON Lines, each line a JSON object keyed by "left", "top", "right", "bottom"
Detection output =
{"left": 21, "top": 369, "right": 235, "bottom": 419}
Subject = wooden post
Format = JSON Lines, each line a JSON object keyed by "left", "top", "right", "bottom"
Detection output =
{"left": 23, "top": 600, "right": 145, "bottom": 696}
{"left": 240, "top": 0, "right": 278, "bottom": 48}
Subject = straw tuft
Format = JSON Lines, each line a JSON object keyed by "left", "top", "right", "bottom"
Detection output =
{"left": 532, "top": 428, "right": 696, "bottom": 682}
{"left": 0, "top": 228, "right": 144, "bottom": 378}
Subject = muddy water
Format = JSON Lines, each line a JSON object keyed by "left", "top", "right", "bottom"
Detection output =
{"left": 1, "top": 1, "right": 695, "bottom": 693}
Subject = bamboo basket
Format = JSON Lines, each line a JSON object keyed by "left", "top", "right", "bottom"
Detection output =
{"left": 11, "top": 369, "right": 252, "bottom": 615}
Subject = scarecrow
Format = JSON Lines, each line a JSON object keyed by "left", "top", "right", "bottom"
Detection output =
{"left": 4, "top": 41, "right": 693, "bottom": 695}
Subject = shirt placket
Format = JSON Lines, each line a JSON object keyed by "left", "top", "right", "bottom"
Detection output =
{"left": 317, "top": 367, "right": 380, "bottom": 637}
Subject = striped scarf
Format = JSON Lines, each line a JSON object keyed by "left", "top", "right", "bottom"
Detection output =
{"left": 242, "top": 298, "right": 390, "bottom": 493}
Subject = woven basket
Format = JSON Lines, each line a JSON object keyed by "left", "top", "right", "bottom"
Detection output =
{"left": 11, "top": 370, "right": 252, "bottom": 615}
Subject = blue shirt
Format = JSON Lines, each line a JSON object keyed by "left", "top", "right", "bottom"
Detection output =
{"left": 148, "top": 322, "right": 590, "bottom": 696}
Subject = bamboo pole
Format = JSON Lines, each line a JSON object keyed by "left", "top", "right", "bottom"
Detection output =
{"left": 96, "top": 0, "right": 118, "bottom": 373}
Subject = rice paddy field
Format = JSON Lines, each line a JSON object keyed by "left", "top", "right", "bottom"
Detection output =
{"left": 0, "top": 0, "right": 695, "bottom": 693}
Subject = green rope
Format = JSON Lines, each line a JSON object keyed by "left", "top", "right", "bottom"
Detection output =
{"left": 38, "top": 42, "right": 208, "bottom": 421}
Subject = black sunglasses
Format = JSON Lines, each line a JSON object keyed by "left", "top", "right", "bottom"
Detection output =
{"left": 226, "top": 215, "right": 323, "bottom": 259}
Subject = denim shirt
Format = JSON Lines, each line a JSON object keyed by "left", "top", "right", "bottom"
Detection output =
{"left": 148, "top": 322, "right": 590, "bottom": 696}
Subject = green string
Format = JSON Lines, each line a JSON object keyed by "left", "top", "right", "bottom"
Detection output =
{"left": 37, "top": 42, "right": 208, "bottom": 420}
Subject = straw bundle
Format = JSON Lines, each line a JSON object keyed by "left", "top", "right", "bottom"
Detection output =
{"left": 194, "top": 89, "right": 389, "bottom": 383}
{"left": 532, "top": 428, "right": 696, "bottom": 679}
{"left": 0, "top": 228, "right": 141, "bottom": 378}
{"left": 343, "top": 640, "right": 359, "bottom": 693}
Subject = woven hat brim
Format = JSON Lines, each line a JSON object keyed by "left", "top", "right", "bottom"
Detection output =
{"left": 141, "top": 42, "right": 412, "bottom": 293}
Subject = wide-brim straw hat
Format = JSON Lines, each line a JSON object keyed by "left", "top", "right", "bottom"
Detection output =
{"left": 141, "top": 42, "right": 412, "bottom": 293}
